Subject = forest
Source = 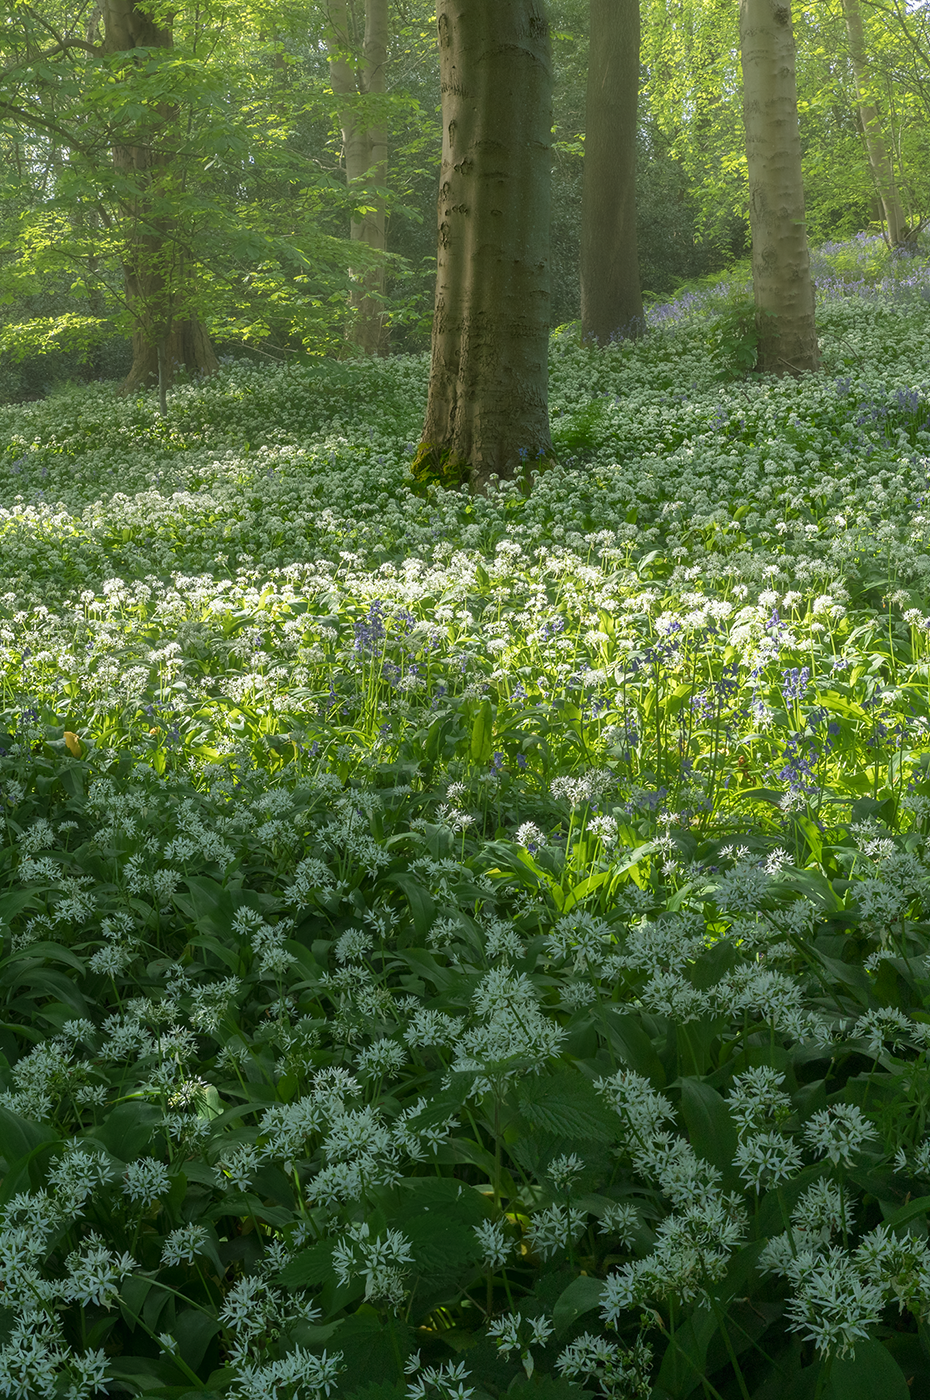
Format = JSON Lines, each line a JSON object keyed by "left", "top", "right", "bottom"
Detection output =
{"left": 1, "top": 2, "right": 930, "bottom": 1399}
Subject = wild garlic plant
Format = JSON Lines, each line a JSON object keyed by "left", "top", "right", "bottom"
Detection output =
{"left": 1, "top": 235, "right": 930, "bottom": 1398}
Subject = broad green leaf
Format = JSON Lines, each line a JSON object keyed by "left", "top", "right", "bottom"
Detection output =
{"left": 677, "top": 1078, "right": 739, "bottom": 1187}
{"left": 92, "top": 1101, "right": 163, "bottom": 1160}
{"left": 654, "top": 1304, "right": 717, "bottom": 1398}
{"left": 825, "top": 1340, "right": 909, "bottom": 1399}
{"left": 552, "top": 1275, "right": 605, "bottom": 1334}
{"left": 381, "top": 871, "right": 435, "bottom": 941}
{"left": 598, "top": 1008, "right": 666, "bottom": 1084}
{"left": 174, "top": 1308, "right": 222, "bottom": 1371}
{"left": 333, "top": 1306, "right": 413, "bottom": 1395}
{"left": 470, "top": 697, "right": 494, "bottom": 764}
{"left": 0, "top": 1106, "right": 58, "bottom": 1165}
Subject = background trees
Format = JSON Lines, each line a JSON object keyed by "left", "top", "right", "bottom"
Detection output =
{"left": 414, "top": 0, "right": 553, "bottom": 493}
{"left": 0, "top": 0, "right": 924, "bottom": 407}
{"left": 579, "top": 0, "right": 643, "bottom": 346}
{"left": 739, "top": 0, "right": 819, "bottom": 375}
{"left": 325, "top": 0, "right": 390, "bottom": 354}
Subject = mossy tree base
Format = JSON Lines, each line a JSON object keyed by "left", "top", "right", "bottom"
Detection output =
{"left": 410, "top": 443, "right": 472, "bottom": 493}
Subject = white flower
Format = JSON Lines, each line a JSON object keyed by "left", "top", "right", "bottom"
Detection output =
{"left": 526, "top": 1203, "right": 586, "bottom": 1260}
{"left": 161, "top": 1224, "right": 209, "bottom": 1267}
{"left": 473, "top": 1219, "right": 512, "bottom": 1271}
{"left": 332, "top": 1222, "right": 413, "bottom": 1307}
{"left": 406, "top": 1358, "right": 474, "bottom": 1400}
{"left": 734, "top": 1130, "right": 804, "bottom": 1190}
{"left": 122, "top": 1157, "right": 171, "bottom": 1209}
{"left": 355, "top": 1038, "right": 407, "bottom": 1079}
{"left": 599, "top": 1201, "right": 640, "bottom": 1247}
{"left": 214, "top": 1144, "right": 260, "bottom": 1192}
{"left": 803, "top": 1104, "right": 873, "bottom": 1167}
{"left": 783, "top": 1246, "right": 885, "bottom": 1359}
{"left": 548, "top": 1153, "right": 585, "bottom": 1192}
{"left": 63, "top": 1234, "right": 136, "bottom": 1307}
{"left": 230, "top": 1347, "right": 344, "bottom": 1400}
{"left": 727, "top": 1066, "right": 793, "bottom": 1135}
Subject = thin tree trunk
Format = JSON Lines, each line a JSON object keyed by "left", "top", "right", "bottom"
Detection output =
{"left": 841, "top": 0, "right": 907, "bottom": 247}
{"left": 415, "top": 0, "right": 553, "bottom": 493}
{"left": 326, "top": 0, "right": 389, "bottom": 355}
{"left": 103, "top": 0, "right": 218, "bottom": 394}
{"left": 739, "top": 0, "right": 820, "bottom": 375}
{"left": 581, "top": 0, "right": 644, "bottom": 345}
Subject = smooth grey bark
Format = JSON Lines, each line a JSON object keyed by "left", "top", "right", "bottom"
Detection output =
{"left": 326, "top": 0, "right": 389, "bottom": 353}
{"left": 739, "top": 0, "right": 820, "bottom": 375}
{"left": 580, "top": 0, "right": 643, "bottom": 345}
{"left": 841, "top": 0, "right": 907, "bottom": 247}
{"left": 416, "top": 0, "right": 553, "bottom": 493}
{"left": 103, "top": 0, "right": 218, "bottom": 397}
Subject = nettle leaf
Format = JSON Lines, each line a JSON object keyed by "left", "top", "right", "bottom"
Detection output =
{"left": 335, "top": 1307, "right": 413, "bottom": 1395}
{"left": 276, "top": 1238, "right": 335, "bottom": 1289}
{"left": 516, "top": 1070, "right": 620, "bottom": 1144}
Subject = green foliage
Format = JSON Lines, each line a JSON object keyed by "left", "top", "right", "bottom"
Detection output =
{"left": 551, "top": 397, "right": 613, "bottom": 461}
{"left": 1, "top": 239, "right": 930, "bottom": 1399}
{"left": 704, "top": 295, "right": 775, "bottom": 378}
{"left": 409, "top": 441, "right": 471, "bottom": 493}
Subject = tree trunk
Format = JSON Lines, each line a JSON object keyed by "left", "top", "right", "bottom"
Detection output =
{"left": 738, "top": 0, "right": 819, "bottom": 375}
{"left": 415, "top": 0, "right": 553, "bottom": 494}
{"left": 326, "top": 0, "right": 389, "bottom": 355}
{"left": 841, "top": 0, "right": 907, "bottom": 247}
{"left": 580, "top": 0, "right": 644, "bottom": 345}
{"left": 103, "top": 0, "right": 218, "bottom": 396}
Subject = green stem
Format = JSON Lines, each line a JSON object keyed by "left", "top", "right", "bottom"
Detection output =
{"left": 707, "top": 1292, "right": 751, "bottom": 1400}
{"left": 118, "top": 1293, "right": 205, "bottom": 1387}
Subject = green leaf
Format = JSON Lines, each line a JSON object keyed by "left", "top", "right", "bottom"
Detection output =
{"left": 598, "top": 1007, "right": 666, "bottom": 1084}
{"left": 174, "top": 1307, "right": 222, "bottom": 1371}
{"left": 470, "top": 697, "right": 493, "bottom": 764}
{"left": 825, "top": 1340, "right": 909, "bottom": 1399}
{"left": 654, "top": 1304, "right": 717, "bottom": 1398}
{"left": 179, "top": 875, "right": 235, "bottom": 937}
{"left": 107, "top": 1356, "right": 188, "bottom": 1390}
{"left": 346, "top": 1384, "right": 405, "bottom": 1400}
{"left": 552, "top": 1274, "right": 604, "bottom": 1334}
{"left": 677, "top": 1078, "right": 739, "bottom": 1187}
{"left": 517, "top": 1070, "right": 619, "bottom": 1143}
{"left": 335, "top": 1307, "right": 412, "bottom": 1395}
{"left": 276, "top": 1239, "right": 335, "bottom": 1289}
{"left": 381, "top": 871, "right": 435, "bottom": 941}
{"left": 881, "top": 1193, "right": 930, "bottom": 1231}
{"left": 92, "top": 1101, "right": 163, "bottom": 1160}
{"left": 0, "top": 1106, "right": 58, "bottom": 1165}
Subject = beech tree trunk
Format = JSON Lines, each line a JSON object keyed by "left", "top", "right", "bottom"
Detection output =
{"left": 326, "top": 0, "right": 389, "bottom": 355}
{"left": 415, "top": 0, "right": 553, "bottom": 494}
{"left": 739, "top": 0, "right": 820, "bottom": 375}
{"left": 841, "top": 0, "right": 907, "bottom": 247}
{"left": 103, "top": 0, "right": 218, "bottom": 396}
{"left": 580, "top": 0, "right": 643, "bottom": 345}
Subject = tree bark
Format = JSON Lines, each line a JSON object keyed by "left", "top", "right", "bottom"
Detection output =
{"left": 841, "top": 0, "right": 907, "bottom": 247}
{"left": 415, "top": 0, "right": 553, "bottom": 494}
{"left": 103, "top": 0, "right": 218, "bottom": 396}
{"left": 326, "top": 0, "right": 389, "bottom": 355}
{"left": 580, "top": 0, "right": 644, "bottom": 345}
{"left": 739, "top": 0, "right": 820, "bottom": 375}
